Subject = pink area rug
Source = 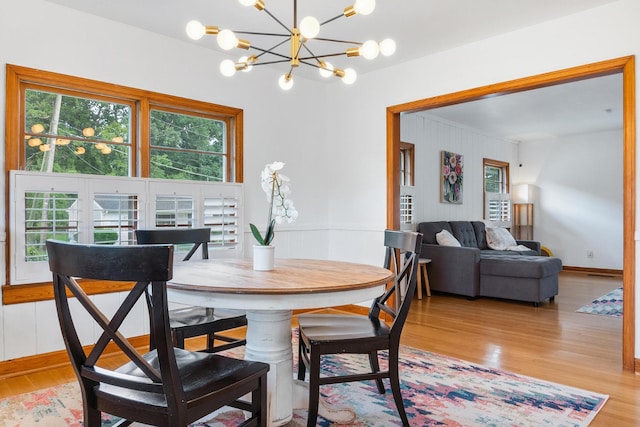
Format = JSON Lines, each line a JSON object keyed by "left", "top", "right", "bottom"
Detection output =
{"left": 0, "top": 339, "right": 608, "bottom": 426}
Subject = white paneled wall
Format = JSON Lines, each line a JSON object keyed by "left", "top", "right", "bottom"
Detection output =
{"left": 3, "top": 291, "right": 150, "bottom": 360}
{"left": 401, "top": 112, "right": 517, "bottom": 223}
{"left": 3, "top": 302, "right": 37, "bottom": 360}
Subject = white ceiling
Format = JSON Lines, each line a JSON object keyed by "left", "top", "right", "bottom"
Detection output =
{"left": 44, "top": 0, "right": 624, "bottom": 138}
{"left": 413, "top": 73, "right": 623, "bottom": 141}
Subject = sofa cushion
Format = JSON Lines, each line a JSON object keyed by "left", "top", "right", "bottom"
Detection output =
{"left": 449, "top": 221, "right": 479, "bottom": 248}
{"left": 480, "top": 254, "right": 563, "bottom": 278}
{"left": 471, "top": 221, "right": 489, "bottom": 249}
{"left": 418, "top": 221, "right": 452, "bottom": 245}
{"left": 486, "top": 227, "right": 517, "bottom": 250}
{"left": 436, "top": 229, "right": 462, "bottom": 246}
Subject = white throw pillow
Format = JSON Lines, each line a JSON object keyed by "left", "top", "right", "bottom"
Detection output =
{"left": 486, "top": 227, "right": 517, "bottom": 251}
{"left": 436, "top": 229, "right": 462, "bottom": 247}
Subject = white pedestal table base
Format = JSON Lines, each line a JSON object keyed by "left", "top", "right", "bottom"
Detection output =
{"left": 244, "top": 310, "right": 356, "bottom": 426}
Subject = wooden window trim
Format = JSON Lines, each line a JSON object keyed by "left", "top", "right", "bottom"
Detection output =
{"left": 400, "top": 141, "right": 415, "bottom": 186}
{"left": 483, "top": 158, "right": 510, "bottom": 193}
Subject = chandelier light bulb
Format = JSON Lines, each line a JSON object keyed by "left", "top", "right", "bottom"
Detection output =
{"left": 278, "top": 74, "right": 294, "bottom": 90}
{"left": 217, "top": 29, "right": 238, "bottom": 50}
{"left": 220, "top": 59, "right": 237, "bottom": 77}
{"left": 28, "top": 138, "right": 42, "bottom": 147}
{"left": 360, "top": 40, "right": 380, "bottom": 59}
{"left": 319, "top": 62, "right": 334, "bottom": 78}
{"left": 354, "top": 0, "right": 376, "bottom": 15}
{"left": 239, "top": 56, "right": 253, "bottom": 72}
{"left": 379, "top": 38, "right": 396, "bottom": 56}
{"left": 82, "top": 127, "right": 95, "bottom": 137}
{"left": 186, "top": 20, "right": 206, "bottom": 40}
{"left": 39, "top": 144, "right": 51, "bottom": 152}
{"left": 342, "top": 68, "right": 357, "bottom": 85}
{"left": 75, "top": 147, "right": 86, "bottom": 154}
{"left": 300, "top": 16, "right": 320, "bottom": 39}
{"left": 238, "top": 0, "right": 257, "bottom": 6}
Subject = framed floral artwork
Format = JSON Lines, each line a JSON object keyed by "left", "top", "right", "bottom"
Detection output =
{"left": 441, "top": 150, "right": 463, "bottom": 203}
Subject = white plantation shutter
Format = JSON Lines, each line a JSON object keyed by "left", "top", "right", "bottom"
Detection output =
{"left": 485, "top": 192, "right": 512, "bottom": 228}
{"left": 400, "top": 185, "right": 416, "bottom": 231}
{"left": 204, "top": 196, "right": 240, "bottom": 250}
{"left": 10, "top": 171, "right": 243, "bottom": 284}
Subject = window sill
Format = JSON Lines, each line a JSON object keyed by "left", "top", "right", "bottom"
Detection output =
{"left": 2, "top": 280, "right": 135, "bottom": 305}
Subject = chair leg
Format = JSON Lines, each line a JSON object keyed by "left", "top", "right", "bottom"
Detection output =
{"left": 368, "top": 351, "right": 385, "bottom": 394}
{"left": 173, "top": 330, "right": 185, "bottom": 349}
{"left": 252, "top": 373, "right": 268, "bottom": 427}
{"left": 83, "top": 405, "right": 102, "bottom": 427}
{"left": 306, "top": 350, "right": 322, "bottom": 427}
{"left": 207, "top": 332, "right": 215, "bottom": 349}
{"left": 297, "top": 340, "right": 307, "bottom": 381}
{"left": 388, "top": 353, "right": 409, "bottom": 426}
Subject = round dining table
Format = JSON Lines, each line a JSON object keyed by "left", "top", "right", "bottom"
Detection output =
{"left": 167, "top": 258, "right": 393, "bottom": 426}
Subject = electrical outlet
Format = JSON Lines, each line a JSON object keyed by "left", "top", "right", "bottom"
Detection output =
{"left": 587, "top": 250, "right": 594, "bottom": 259}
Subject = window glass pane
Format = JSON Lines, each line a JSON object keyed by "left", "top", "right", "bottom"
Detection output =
{"left": 24, "top": 89, "right": 131, "bottom": 176}
{"left": 150, "top": 109, "right": 226, "bottom": 181}
{"left": 25, "top": 191, "right": 79, "bottom": 261}
{"left": 484, "top": 165, "right": 502, "bottom": 193}
{"left": 155, "top": 196, "right": 193, "bottom": 227}
{"left": 93, "top": 194, "right": 139, "bottom": 245}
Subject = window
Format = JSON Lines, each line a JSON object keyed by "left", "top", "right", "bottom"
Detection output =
{"left": 150, "top": 107, "right": 229, "bottom": 181}
{"left": 399, "top": 142, "right": 416, "bottom": 230}
{"left": 399, "top": 142, "right": 415, "bottom": 186}
{"left": 6, "top": 64, "right": 242, "bottom": 181}
{"left": 483, "top": 158, "right": 511, "bottom": 225}
{"left": 5, "top": 65, "right": 244, "bottom": 291}
{"left": 23, "top": 88, "right": 134, "bottom": 176}
{"left": 484, "top": 159, "right": 509, "bottom": 193}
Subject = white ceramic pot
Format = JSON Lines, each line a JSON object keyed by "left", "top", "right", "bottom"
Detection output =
{"left": 253, "top": 245, "right": 275, "bottom": 271}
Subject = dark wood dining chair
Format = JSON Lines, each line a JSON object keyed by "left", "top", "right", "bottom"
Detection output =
{"left": 46, "top": 240, "right": 269, "bottom": 427}
{"left": 296, "top": 230, "right": 423, "bottom": 427}
{"left": 136, "top": 228, "right": 247, "bottom": 352}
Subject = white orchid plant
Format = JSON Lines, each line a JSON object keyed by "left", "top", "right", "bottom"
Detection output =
{"left": 250, "top": 161, "right": 298, "bottom": 246}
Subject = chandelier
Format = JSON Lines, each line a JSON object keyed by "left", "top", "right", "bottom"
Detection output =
{"left": 186, "top": 0, "right": 395, "bottom": 90}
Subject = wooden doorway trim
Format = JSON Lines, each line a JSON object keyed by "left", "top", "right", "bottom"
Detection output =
{"left": 386, "top": 56, "right": 636, "bottom": 371}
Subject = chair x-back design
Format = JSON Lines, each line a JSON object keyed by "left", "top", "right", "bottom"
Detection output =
{"left": 135, "top": 227, "right": 247, "bottom": 352}
{"left": 47, "top": 240, "right": 268, "bottom": 427}
{"left": 296, "top": 230, "right": 423, "bottom": 427}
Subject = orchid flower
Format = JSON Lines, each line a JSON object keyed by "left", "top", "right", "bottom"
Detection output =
{"left": 250, "top": 161, "right": 298, "bottom": 245}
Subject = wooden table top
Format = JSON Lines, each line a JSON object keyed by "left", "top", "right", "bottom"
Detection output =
{"left": 168, "top": 258, "right": 394, "bottom": 295}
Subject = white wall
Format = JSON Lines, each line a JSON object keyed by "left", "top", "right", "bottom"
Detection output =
{"left": 401, "top": 112, "right": 517, "bottom": 222}
{"left": 2, "top": 0, "right": 640, "bottom": 360}
{"left": 401, "top": 114, "right": 623, "bottom": 271}
{"left": 515, "top": 130, "right": 623, "bottom": 269}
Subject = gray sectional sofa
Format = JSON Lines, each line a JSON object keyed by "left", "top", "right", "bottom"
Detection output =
{"left": 417, "top": 221, "right": 562, "bottom": 305}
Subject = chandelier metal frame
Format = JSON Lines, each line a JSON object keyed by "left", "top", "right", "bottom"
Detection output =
{"left": 186, "top": 0, "right": 395, "bottom": 90}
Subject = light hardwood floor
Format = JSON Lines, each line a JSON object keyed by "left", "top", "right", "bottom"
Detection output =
{"left": 1, "top": 271, "right": 638, "bottom": 425}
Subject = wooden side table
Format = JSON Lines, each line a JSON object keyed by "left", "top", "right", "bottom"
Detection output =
{"left": 417, "top": 258, "right": 432, "bottom": 299}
